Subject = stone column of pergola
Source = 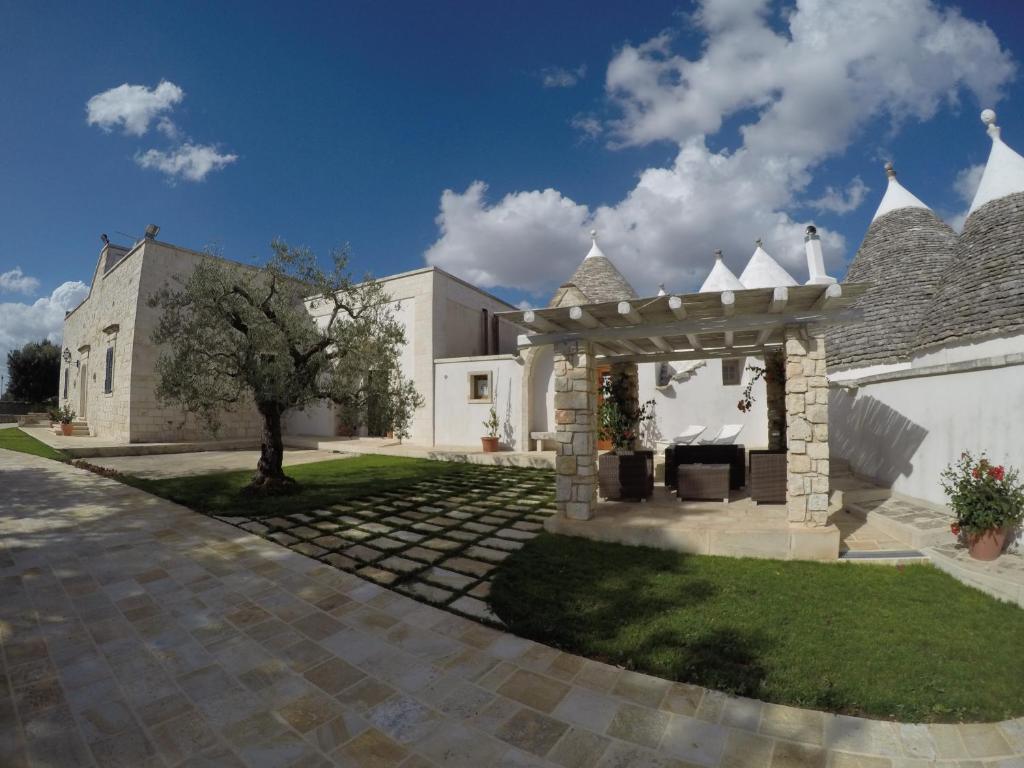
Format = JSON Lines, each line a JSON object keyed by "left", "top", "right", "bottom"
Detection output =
{"left": 553, "top": 340, "right": 598, "bottom": 520}
{"left": 784, "top": 324, "right": 831, "bottom": 526}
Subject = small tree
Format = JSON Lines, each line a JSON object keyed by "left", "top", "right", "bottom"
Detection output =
{"left": 150, "top": 240, "right": 423, "bottom": 493}
{"left": 6, "top": 339, "right": 61, "bottom": 403}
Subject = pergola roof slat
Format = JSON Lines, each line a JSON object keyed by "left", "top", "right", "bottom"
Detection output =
{"left": 501, "top": 283, "right": 868, "bottom": 362}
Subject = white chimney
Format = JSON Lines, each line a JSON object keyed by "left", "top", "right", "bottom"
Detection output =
{"left": 804, "top": 226, "right": 836, "bottom": 285}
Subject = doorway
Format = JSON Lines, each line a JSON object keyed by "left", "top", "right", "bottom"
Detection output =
{"left": 596, "top": 365, "right": 611, "bottom": 451}
{"left": 78, "top": 361, "right": 88, "bottom": 420}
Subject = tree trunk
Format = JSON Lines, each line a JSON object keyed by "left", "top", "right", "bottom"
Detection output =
{"left": 245, "top": 403, "right": 295, "bottom": 494}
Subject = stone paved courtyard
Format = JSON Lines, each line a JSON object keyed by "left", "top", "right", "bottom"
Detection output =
{"left": 213, "top": 465, "right": 555, "bottom": 625}
{"left": 2, "top": 449, "right": 1023, "bottom": 767}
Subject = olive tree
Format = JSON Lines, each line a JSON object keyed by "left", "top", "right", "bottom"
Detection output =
{"left": 149, "top": 240, "right": 423, "bottom": 493}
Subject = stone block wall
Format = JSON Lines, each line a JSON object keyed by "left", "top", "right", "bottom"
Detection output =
{"left": 553, "top": 341, "right": 597, "bottom": 520}
{"left": 784, "top": 324, "right": 830, "bottom": 526}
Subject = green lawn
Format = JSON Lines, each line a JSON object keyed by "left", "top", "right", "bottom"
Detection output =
{"left": 0, "top": 427, "right": 67, "bottom": 462}
{"left": 489, "top": 534, "right": 1024, "bottom": 723}
{"left": 122, "top": 454, "right": 470, "bottom": 518}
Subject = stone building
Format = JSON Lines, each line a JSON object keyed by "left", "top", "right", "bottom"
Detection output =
{"left": 59, "top": 237, "right": 516, "bottom": 444}
{"left": 59, "top": 235, "right": 266, "bottom": 443}
{"left": 829, "top": 110, "right": 1024, "bottom": 507}
{"left": 58, "top": 110, "right": 1024, "bottom": 516}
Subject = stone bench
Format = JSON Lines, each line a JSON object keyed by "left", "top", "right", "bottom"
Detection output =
{"left": 529, "top": 431, "right": 555, "bottom": 451}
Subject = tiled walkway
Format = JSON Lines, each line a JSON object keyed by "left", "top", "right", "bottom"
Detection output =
{"left": 213, "top": 466, "right": 554, "bottom": 625}
{"left": 2, "top": 450, "right": 1023, "bottom": 768}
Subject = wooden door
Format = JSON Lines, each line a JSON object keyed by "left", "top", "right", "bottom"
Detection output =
{"left": 78, "top": 362, "right": 88, "bottom": 420}
{"left": 596, "top": 365, "right": 612, "bottom": 451}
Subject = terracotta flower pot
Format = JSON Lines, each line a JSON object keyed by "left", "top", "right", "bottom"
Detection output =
{"left": 60, "top": 423, "right": 74, "bottom": 436}
{"left": 967, "top": 526, "right": 1008, "bottom": 561}
{"left": 481, "top": 436, "right": 500, "bottom": 452}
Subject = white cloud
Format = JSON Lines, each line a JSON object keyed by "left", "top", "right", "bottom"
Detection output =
{"left": 86, "top": 81, "right": 184, "bottom": 136}
{"left": 947, "top": 161, "right": 986, "bottom": 230}
{"left": 134, "top": 143, "right": 239, "bottom": 183}
{"left": 425, "top": 0, "right": 1014, "bottom": 295}
{"left": 953, "top": 162, "right": 985, "bottom": 201}
{"left": 156, "top": 116, "right": 181, "bottom": 140}
{"left": 570, "top": 114, "right": 603, "bottom": 141}
{"left": 0, "top": 267, "right": 41, "bottom": 295}
{"left": 542, "top": 64, "right": 587, "bottom": 88}
{"left": 809, "top": 177, "right": 869, "bottom": 214}
{"left": 0, "top": 281, "right": 89, "bottom": 382}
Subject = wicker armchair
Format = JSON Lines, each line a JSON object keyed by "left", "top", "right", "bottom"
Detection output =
{"left": 748, "top": 450, "right": 787, "bottom": 504}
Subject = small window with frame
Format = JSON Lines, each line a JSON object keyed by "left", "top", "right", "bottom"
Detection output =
{"left": 721, "top": 358, "right": 742, "bottom": 386}
{"left": 103, "top": 345, "right": 115, "bottom": 393}
{"left": 468, "top": 371, "right": 492, "bottom": 403}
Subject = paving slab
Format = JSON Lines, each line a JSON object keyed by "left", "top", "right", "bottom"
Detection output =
{"left": 1, "top": 449, "right": 1021, "bottom": 768}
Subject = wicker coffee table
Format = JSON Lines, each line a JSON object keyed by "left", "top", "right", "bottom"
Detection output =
{"left": 677, "top": 463, "right": 730, "bottom": 503}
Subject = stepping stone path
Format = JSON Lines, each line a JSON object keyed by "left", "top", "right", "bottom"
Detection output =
{"left": 220, "top": 463, "right": 554, "bottom": 626}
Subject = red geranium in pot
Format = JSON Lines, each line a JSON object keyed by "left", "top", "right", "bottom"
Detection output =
{"left": 941, "top": 452, "right": 1023, "bottom": 561}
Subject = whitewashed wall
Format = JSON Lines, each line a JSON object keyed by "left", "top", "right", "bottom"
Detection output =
{"left": 637, "top": 357, "right": 769, "bottom": 448}
{"left": 434, "top": 355, "right": 524, "bottom": 449}
{"left": 829, "top": 360, "right": 1024, "bottom": 505}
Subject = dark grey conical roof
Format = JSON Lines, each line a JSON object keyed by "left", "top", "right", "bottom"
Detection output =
{"left": 827, "top": 207, "right": 956, "bottom": 371}
{"left": 916, "top": 191, "right": 1024, "bottom": 352}
{"left": 563, "top": 236, "right": 638, "bottom": 304}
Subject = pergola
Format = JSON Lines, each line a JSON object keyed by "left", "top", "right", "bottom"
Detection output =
{"left": 496, "top": 281, "right": 868, "bottom": 559}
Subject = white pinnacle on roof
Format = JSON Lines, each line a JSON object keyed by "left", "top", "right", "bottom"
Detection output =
{"left": 871, "top": 162, "right": 929, "bottom": 221}
{"left": 584, "top": 229, "right": 605, "bottom": 260}
{"left": 699, "top": 250, "right": 744, "bottom": 293}
{"left": 968, "top": 109, "right": 1024, "bottom": 216}
{"left": 739, "top": 239, "right": 797, "bottom": 289}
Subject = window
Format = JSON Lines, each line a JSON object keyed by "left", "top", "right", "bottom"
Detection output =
{"left": 468, "top": 372, "right": 492, "bottom": 403}
{"left": 721, "top": 358, "right": 742, "bottom": 386}
{"left": 103, "top": 345, "right": 114, "bottom": 394}
{"left": 63, "top": 368, "right": 69, "bottom": 399}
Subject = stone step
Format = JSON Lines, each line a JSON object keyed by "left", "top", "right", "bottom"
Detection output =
{"left": 843, "top": 493, "right": 953, "bottom": 549}
{"left": 838, "top": 549, "right": 928, "bottom": 566}
{"left": 53, "top": 423, "right": 91, "bottom": 436}
{"left": 924, "top": 544, "right": 1024, "bottom": 607}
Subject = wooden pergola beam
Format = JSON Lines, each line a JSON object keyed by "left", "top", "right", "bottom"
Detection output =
{"left": 523, "top": 310, "right": 562, "bottom": 333}
{"left": 813, "top": 283, "right": 842, "bottom": 310}
{"left": 617, "top": 301, "right": 642, "bottom": 324}
{"left": 769, "top": 286, "right": 788, "bottom": 314}
{"left": 668, "top": 295, "right": 686, "bottom": 320}
{"left": 569, "top": 306, "right": 602, "bottom": 328}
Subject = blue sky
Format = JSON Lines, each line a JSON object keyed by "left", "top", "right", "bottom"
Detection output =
{"left": 1, "top": 0, "right": 1023, "bottom": 381}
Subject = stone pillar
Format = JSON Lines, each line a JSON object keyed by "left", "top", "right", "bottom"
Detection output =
{"left": 784, "top": 325, "right": 830, "bottom": 526}
{"left": 554, "top": 340, "right": 597, "bottom": 520}
{"left": 764, "top": 347, "right": 786, "bottom": 451}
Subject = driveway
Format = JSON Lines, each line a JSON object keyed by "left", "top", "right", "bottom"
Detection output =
{"left": 1, "top": 449, "right": 1020, "bottom": 767}
{"left": 88, "top": 449, "right": 348, "bottom": 479}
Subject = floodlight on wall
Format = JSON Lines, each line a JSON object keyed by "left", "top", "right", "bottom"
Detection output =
{"left": 144, "top": 224, "right": 160, "bottom": 240}
{"left": 62, "top": 347, "right": 71, "bottom": 363}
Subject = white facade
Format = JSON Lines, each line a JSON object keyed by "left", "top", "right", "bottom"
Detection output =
{"left": 830, "top": 335, "right": 1024, "bottom": 505}
{"left": 284, "top": 266, "right": 518, "bottom": 444}
{"left": 640, "top": 358, "right": 768, "bottom": 448}
{"left": 433, "top": 355, "right": 525, "bottom": 448}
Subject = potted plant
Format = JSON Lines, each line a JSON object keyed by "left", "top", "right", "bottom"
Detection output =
{"left": 57, "top": 405, "right": 77, "bottom": 436}
{"left": 597, "top": 372, "right": 656, "bottom": 500}
{"left": 940, "top": 452, "right": 1023, "bottom": 561}
{"left": 481, "top": 406, "right": 500, "bottom": 452}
